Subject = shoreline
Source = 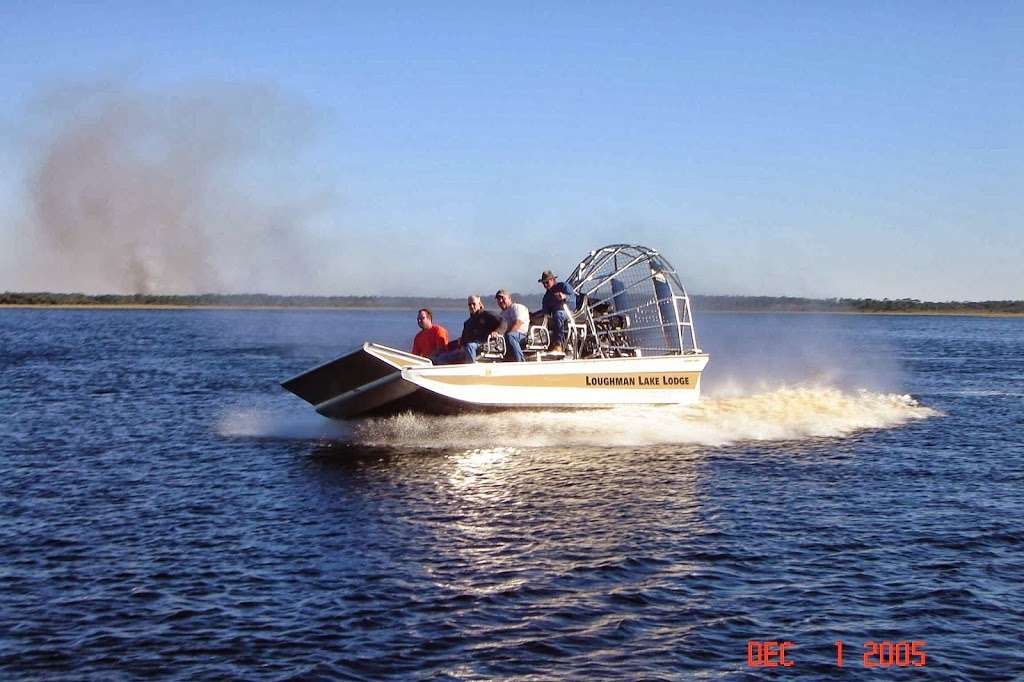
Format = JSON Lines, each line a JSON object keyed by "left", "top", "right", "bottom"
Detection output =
{"left": 2, "top": 304, "right": 1022, "bottom": 317}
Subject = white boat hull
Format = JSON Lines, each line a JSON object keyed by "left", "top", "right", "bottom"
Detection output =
{"left": 404, "top": 352, "right": 707, "bottom": 408}
{"left": 283, "top": 343, "right": 708, "bottom": 418}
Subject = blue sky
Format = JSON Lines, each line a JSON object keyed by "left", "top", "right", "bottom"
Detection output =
{"left": 1, "top": 2, "right": 1020, "bottom": 299}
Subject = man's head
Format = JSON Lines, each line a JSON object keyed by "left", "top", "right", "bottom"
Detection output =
{"left": 467, "top": 295, "right": 483, "bottom": 315}
{"left": 416, "top": 308, "right": 433, "bottom": 331}
{"left": 538, "top": 270, "right": 557, "bottom": 290}
{"left": 495, "top": 289, "right": 512, "bottom": 310}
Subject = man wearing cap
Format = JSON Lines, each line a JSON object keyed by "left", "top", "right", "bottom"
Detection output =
{"left": 536, "top": 270, "right": 578, "bottom": 354}
{"left": 492, "top": 289, "right": 529, "bottom": 362}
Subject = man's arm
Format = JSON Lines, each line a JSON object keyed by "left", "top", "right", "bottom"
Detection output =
{"left": 552, "top": 282, "right": 570, "bottom": 303}
{"left": 555, "top": 281, "right": 580, "bottom": 309}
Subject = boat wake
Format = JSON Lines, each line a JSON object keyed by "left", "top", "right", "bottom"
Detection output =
{"left": 219, "top": 386, "right": 939, "bottom": 448}
{"left": 217, "top": 407, "right": 354, "bottom": 441}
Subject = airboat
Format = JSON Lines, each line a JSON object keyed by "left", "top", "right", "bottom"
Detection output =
{"left": 282, "top": 244, "right": 709, "bottom": 417}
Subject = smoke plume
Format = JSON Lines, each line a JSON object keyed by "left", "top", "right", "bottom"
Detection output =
{"left": 16, "top": 82, "right": 331, "bottom": 294}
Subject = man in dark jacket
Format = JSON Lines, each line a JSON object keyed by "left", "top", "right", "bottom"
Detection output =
{"left": 432, "top": 295, "right": 502, "bottom": 364}
{"left": 535, "top": 270, "right": 578, "bottom": 353}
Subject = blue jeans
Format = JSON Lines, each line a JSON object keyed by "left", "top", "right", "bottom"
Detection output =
{"left": 432, "top": 343, "right": 477, "bottom": 365}
{"left": 505, "top": 331, "right": 525, "bottom": 362}
{"left": 551, "top": 309, "right": 569, "bottom": 346}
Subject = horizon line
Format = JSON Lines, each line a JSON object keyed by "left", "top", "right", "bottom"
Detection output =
{"left": 3, "top": 291, "right": 1023, "bottom": 306}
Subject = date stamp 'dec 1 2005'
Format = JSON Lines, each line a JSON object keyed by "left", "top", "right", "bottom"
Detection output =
{"left": 747, "top": 640, "right": 927, "bottom": 669}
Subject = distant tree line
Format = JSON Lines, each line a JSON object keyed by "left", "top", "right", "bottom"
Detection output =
{"left": 0, "top": 291, "right": 544, "bottom": 310}
{"left": 2, "top": 291, "right": 1022, "bottom": 314}
{"left": 692, "top": 295, "right": 1024, "bottom": 314}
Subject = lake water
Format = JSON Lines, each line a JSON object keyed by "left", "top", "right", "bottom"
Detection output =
{"left": 1, "top": 308, "right": 1021, "bottom": 679}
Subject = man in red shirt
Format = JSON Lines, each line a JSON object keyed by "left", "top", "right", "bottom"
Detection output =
{"left": 411, "top": 308, "right": 449, "bottom": 359}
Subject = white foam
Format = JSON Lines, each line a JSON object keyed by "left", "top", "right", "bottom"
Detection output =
{"left": 218, "top": 387, "right": 939, "bottom": 448}
{"left": 352, "top": 386, "right": 939, "bottom": 449}
{"left": 216, "top": 406, "right": 352, "bottom": 440}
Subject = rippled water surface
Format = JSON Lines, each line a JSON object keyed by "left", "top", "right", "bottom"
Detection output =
{"left": 2, "top": 309, "right": 1022, "bottom": 680}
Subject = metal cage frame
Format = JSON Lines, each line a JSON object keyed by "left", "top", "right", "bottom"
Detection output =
{"left": 566, "top": 244, "right": 701, "bottom": 359}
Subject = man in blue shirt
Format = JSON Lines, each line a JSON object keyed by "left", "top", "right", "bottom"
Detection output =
{"left": 536, "top": 270, "right": 578, "bottom": 354}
